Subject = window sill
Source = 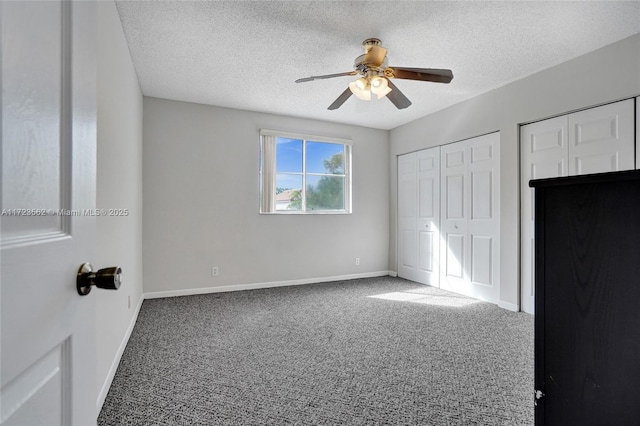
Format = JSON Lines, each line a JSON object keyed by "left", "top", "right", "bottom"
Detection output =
{"left": 259, "top": 210, "right": 352, "bottom": 215}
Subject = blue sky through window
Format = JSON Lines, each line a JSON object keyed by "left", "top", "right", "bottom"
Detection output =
{"left": 276, "top": 138, "right": 302, "bottom": 173}
{"left": 276, "top": 138, "right": 344, "bottom": 176}
{"left": 307, "top": 141, "right": 344, "bottom": 174}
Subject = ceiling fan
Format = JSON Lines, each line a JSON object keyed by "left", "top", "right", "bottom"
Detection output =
{"left": 295, "top": 38, "right": 453, "bottom": 110}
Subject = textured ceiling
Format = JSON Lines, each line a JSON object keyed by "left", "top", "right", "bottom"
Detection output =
{"left": 115, "top": 1, "right": 640, "bottom": 130}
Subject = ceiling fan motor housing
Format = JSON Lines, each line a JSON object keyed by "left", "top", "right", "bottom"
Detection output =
{"left": 354, "top": 55, "right": 388, "bottom": 74}
{"left": 355, "top": 38, "right": 388, "bottom": 74}
{"left": 362, "top": 38, "right": 382, "bottom": 49}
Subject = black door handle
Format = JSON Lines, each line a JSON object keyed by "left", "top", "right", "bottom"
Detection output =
{"left": 77, "top": 263, "right": 122, "bottom": 295}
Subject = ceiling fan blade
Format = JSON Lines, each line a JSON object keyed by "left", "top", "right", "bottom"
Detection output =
{"left": 363, "top": 45, "right": 387, "bottom": 67}
{"left": 327, "top": 87, "right": 353, "bottom": 110}
{"left": 295, "top": 71, "right": 357, "bottom": 83}
{"left": 385, "top": 80, "right": 412, "bottom": 109}
{"left": 388, "top": 67, "right": 453, "bottom": 83}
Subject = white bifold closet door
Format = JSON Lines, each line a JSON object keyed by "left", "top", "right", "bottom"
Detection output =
{"left": 520, "top": 116, "right": 568, "bottom": 314}
{"left": 397, "top": 147, "right": 440, "bottom": 286}
{"left": 440, "top": 132, "right": 500, "bottom": 304}
{"left": 568, "top": 99, "right": 635, "bottom": 175}
{"left": 520, "top": 98, "right": 635, "bottom": 314}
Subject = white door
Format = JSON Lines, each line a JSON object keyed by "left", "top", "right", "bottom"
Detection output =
{"left": 415, "top": 148, "right": 440, "bottom": 286}
{"left": 520, "top": 99, "right": 635, "bottom": 314}
{"left": 467, "top": 133, "right": 500, "bottom": 303}
{"left": 397, "top": 153, "right": 417, "bottom": 281}
{"left": 1, "top": 2, "right": 97, "bottom": 425}
{"left": 520, "top": 116, "right": 568, "bottom": 314}
{"left": 398, "top": 148, "right": 441, "bottom": 286}
{"left": 441, "top": 133, "right": 500, "bottom": 304}
{"left": 568, "top": 99, "right": 635, "bottom": 175}
{"left": 440, "top": 142, "right": 467, "bottom": 292}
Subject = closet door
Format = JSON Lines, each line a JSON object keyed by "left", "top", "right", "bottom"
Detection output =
{"left": 441, "top": 133, "right": 500, "bottom": 304}
{"left": 568, "top": 99, "right": 635, "bottom": 175}
{"left": 467, "top": 133, "right": 500, "bottom": 303}
{"left": 637, "top": 97, "right": 639, "bottom": 169}
{"left": 398, "top": 153, "right": 417, "bottom": 281}
{"left": 440, "top": 142, "right": 467, "bottom": 292}
{"left": 415, "top": 148, "right": 440, "bottom": 286}
{"left": 520, "top": 116, "right": 568, "bottom": 314}
{"left": 397, "top": 148, "right": 441, "bottom": 286}
{"left": 521, "top": 99, "right": 635, "bottom": 313}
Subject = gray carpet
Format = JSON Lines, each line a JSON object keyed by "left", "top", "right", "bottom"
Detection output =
{"left": 98, "top": 276, "right": 534, "bottom": 425}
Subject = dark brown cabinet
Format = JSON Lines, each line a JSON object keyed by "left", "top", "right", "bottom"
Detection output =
{"left": 531, "top": 170, "right": 640, "bottom": 425}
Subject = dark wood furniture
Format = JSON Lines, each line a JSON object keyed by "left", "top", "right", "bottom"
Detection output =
{"left": 530, "top": 170, "right": 640, "bottom": 426}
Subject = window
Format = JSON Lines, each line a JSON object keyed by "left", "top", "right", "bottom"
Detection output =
{"left": 260, "top": 130, "right": 352, "bottom": 214}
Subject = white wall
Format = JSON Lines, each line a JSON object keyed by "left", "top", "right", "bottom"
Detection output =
{"left": 96, "top": 0, "right": 144, "bottom": 410}
{"left": 389, "top": 33, "right": 640, "bottom": 311}
{"left": 143, "top": 98, "right": 389, "bottom": 294}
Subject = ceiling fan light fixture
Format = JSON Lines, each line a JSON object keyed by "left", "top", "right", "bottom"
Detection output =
{"left": 369, "top": 75, "right": 385, "bottom": 90}
{"left": 370, "top": 76, "right": 392, "bottom": 99}
{"left": 376, "top": 85, "right": 392, "bottom": 99}
{"left": 349, "top": 77, "right": 371, "bottom": 101}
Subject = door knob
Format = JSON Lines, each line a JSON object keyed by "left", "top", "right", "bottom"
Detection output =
{"left": 77, "top": 263, "right": 122, "bottom": 296}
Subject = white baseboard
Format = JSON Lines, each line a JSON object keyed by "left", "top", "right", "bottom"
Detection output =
{"left": 144, "top": 270, "right": 393, "bottom": 299}
{"left": 498, "top": 300, "right": 520, "bottom": 312}
{"left": 96, "top": 294, "right": 144, "bottom": 412}
{"left": 388, "top": 271, "right": 398, "bottom": 277}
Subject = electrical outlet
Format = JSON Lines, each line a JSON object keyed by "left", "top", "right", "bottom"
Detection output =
{"left": 212, "top": 267, "right": 219, "bottom": 277}
{"left": 355, "top": 258, "right": 360, "bottom": 266}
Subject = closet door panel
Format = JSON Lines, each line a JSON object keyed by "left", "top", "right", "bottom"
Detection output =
{"left": 471, "top": 235, "right": 493, "bottom": 285}
{"left": 471, "top": 170, "right": 492, "bottom": 219}
{"left": 636, "top": 97, "right": 639, "bottom": 170}
{"left": 445, "top": 174, "right": 464, "bottom": 219}
{"left": 467, "top": 133, "right": 500, "bottom": 303}
{"left": 418, "top": 231, "right": 434, "bottom": 272}
{"left": 401, "top": 231, "right": 417, "bottom": 268}
{"left": 520, "top": 116, "right": 568, "bottom": 314}
{"left": 416, "top": 147, "right": 440, "bottom": 286}
{"left": 397, "top": 153, "right": 417, "bottom": 281}
{"left": 440, "top": 144, "right": 468, "bottom": 292}
{"left": 445, "top": 233, "right": 465, "bottom": 279}
{"left": 568, "top": 99, "right": 634, "bottom": 175}
{"left": 441, "top": 133, "right": 500, "bottom": 304}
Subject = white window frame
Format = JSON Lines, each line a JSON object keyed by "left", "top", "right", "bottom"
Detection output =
{"left": 260, "top": 129, "right": 352, "bottom": 214}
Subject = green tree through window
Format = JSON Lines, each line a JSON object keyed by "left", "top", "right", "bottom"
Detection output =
{"left": 288, "top": 152, "right": 345, "bottom": 210}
